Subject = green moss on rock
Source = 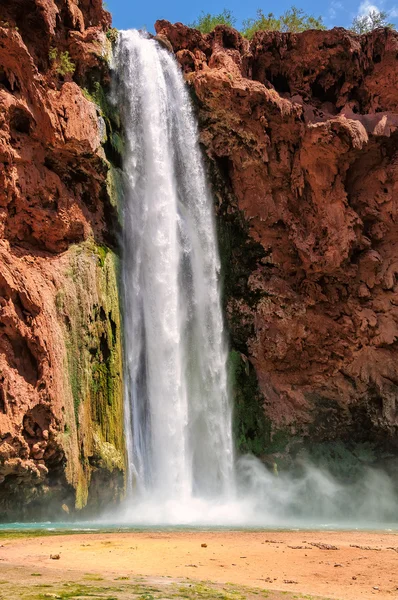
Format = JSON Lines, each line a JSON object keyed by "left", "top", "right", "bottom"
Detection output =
{"left": 83, "top": 80, "right": 123, "bottom": 168}
{"left": 55, "top": 240, "right": 124, "bottom": 510}
{"left": 229, "top": 350, "right": 268, "bottom": 455}
{"left": 228, "top": 350, "right": 292, "bottom": 459}
{"left": 217, "top": 209, "right": 266, "bottom": 315}
{"left": 105, "top": 166, "right": 124, "bottom": 219}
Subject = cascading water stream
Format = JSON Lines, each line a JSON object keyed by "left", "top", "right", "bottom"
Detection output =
{"left": 114, "top": 30, "right": 235, "bottom": 519}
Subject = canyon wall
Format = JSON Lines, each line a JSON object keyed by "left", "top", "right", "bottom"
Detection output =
{"left": 0, "top": 0, "right": 124, "bottom": 519}
{"left": 156, "top": 21, "right": 398, "bottom": 471}
{"left": 2, "top": 0, "right": 398, "bottom": 519}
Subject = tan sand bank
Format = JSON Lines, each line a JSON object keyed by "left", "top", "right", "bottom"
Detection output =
{"left": 0, "top": 529, "right": 397, "bottom": 599}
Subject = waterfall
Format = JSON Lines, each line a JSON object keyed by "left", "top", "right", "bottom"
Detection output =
{"left": 114, "top": 30, "right": 235, "bottom": 519}
{"left": 109, "top": 29, "right": 398, "bottom": 529}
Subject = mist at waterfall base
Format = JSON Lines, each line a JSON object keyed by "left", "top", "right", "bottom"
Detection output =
{"left": 110, "top": 456, "right": 398, "bottom": 528}
{"left": 110, "top": 30, "right": 398, "bottom": 530}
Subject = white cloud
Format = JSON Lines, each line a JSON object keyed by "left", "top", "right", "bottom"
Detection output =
{"left": 329, "top": 0, "right": 343, "bottom": 20}
{"left": 351, "top": 0, "right": 398, "bottom": 25}
{"left": 357, "top": 0, "right": 380, "bottom": 16}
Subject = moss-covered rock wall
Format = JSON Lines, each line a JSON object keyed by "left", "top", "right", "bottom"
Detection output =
{"left": 55, "top": 241, "right": 124, "bottom": 511}
{"left": 0, "top": 0, "right": 126, "bottom": 520}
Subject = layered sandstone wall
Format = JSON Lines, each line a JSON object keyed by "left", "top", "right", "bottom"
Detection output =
{"left": 156, "top": 21, "right": 398, "bottom": 467}
{"left": 0, "top": 0, "right": 124, "bottom": 519}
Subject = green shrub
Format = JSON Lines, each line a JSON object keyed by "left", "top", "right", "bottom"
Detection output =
{"left": 351, "top": 9, "right": 394, "bottom": 33}
{"left": 189, "top": 9, "right": 236, "bottom": 33}
{"left": 188, "top": 6, "right": 326, "bottom": 37}
{"left": 58, "top": 51, "right": 75, "bottom": 76}
{"left": 49, "top": 48, "right": 75, "bottom": 76}
{"left": 106, "top": 27, "right": 119, "bottom": 44}
{"left": 48, "top": 47, "right": 57, "bottom": 62}
{"left": 242, "top": 6, "right": 326, "bottom": 38}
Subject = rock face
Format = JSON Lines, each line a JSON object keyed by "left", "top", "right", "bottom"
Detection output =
{"left": 0, "top": 1, "right": 124, "bottom": 519}
{"left": 2, "top": 3, "right": 398, "bottom": 517}
{"left": 156, "top": 21, "right": 398, "bottom": 462}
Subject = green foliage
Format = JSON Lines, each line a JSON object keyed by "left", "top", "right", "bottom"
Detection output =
{"left": 83, "top": 81, "right": 121, "bottom": 142}
{"left": 351, "top": 9, "right": 394, "bottom": 33}
{"left": 83, "top": 81, "right": 107, "bottom": 114}
{"left": 48, "top": 47, "right": 57, "bottom": 62}
{"left": 106, "top": 27, "right": 119, "bottom": 44}
{"left": 57, "top": 51, "right": 75, "bottom": 76}
{"left": 110, "top": 131, "right": 124, "bottom": 157}
{"left": 96, "top": 244, "right": 109, "bottom": 268}
{"left": 49, "top": 48, "right": 75, "bottom": 76}
{"left": 189, "top": 8, "right": 236, "bottom": 33}
{"left": 242, "top": 6, "right": 326, "bottom": 38}
{"left": 0, "top": 21, "right": 19, "bottom": 31}
{"left": 189, "top": 6, "right": 326, "bottom": 36}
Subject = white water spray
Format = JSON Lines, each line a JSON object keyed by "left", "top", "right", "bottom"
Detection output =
{"left": 114, "top": 30, "right": 235, "bottom": 518}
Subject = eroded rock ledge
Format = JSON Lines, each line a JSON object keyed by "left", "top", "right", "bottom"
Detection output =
{"left": 0, "top": 0, "right": 124, "bottom": 519}
{"left": 156, "top": 21, "right": 398, "bottom": 462}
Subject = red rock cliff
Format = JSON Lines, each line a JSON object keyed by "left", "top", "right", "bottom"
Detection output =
{"left": 156, "top": 21, "right": 398, "bottom": 460}
{"left": 0, "top": 0, "right": 124, "bottom": 520}
{"left": 3, "top": 3, "right": 398, "bottom": 516}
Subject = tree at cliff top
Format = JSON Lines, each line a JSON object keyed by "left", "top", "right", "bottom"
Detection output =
{"left": 189, "top": 7, "right": 326, "bottom": 36}
{"left": 351, "top": 9, "right": 394, "bottom": 33}
{"left": 242, "top": 7, "right": 326, "bottom": 37}
{"left": 189, "top": 9, "right": 236, "bottom": 33}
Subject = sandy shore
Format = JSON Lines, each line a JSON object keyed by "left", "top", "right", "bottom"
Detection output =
{"left": 0, "top": 529, "right": 397, "bottom": 599}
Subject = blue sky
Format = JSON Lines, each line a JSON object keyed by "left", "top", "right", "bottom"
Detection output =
{"left": 106, "top": 0, "right": 398, "bottom": 31}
